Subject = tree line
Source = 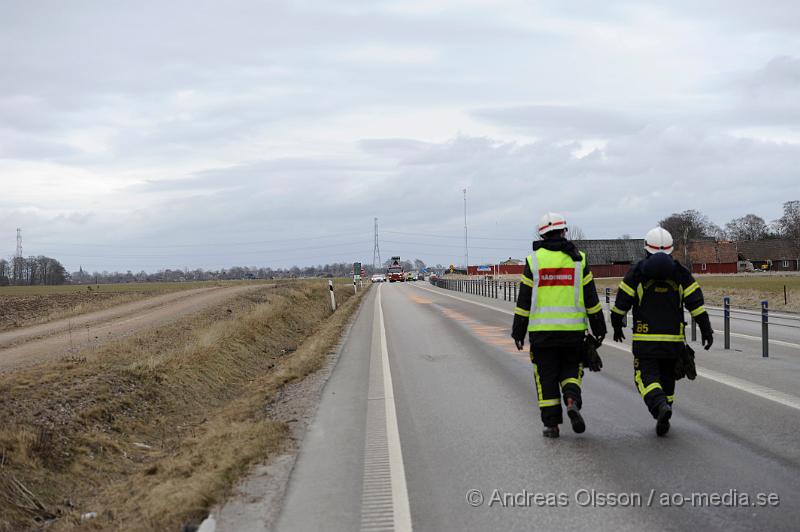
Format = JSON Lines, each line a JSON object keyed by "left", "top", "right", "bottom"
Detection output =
{"left": 0, "top": 256, "right": 67, "bottom": 286}
{"left": 657, "top": 200, "right": 800, "bottom": 252}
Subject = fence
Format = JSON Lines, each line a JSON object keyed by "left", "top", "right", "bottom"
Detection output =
{"left": 431, "top": 278, "right": 800, "bottom": 358}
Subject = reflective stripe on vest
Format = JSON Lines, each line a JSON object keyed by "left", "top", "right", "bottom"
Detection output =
{"left": 527, "top": 249, "right": 588, "bottom": 332}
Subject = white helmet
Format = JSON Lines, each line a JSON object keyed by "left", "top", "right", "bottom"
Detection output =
{"left": 538, "top": 212, "right": 568, "bottom": 237}
{"left": 645, "top": 227, "right": 674, "bottom": 254}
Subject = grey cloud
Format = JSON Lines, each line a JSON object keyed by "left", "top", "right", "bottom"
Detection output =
{"left": 472, "top": 105, "right": 644, "bottom": 138}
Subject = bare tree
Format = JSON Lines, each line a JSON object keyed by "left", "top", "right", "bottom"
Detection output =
{"left": 568, "top": 225, "right": 586, "bottom": 240}
{"left": 776, "top": 200, "right": 800, "bottom": 242}
{"left": 659, "top": 209, "right": 721, "bottom": 267}
{"left": 725, "top": 214, "right": 771, "bottom": 241}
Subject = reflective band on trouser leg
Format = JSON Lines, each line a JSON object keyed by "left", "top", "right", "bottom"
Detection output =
{"left": 635, "top": 370, "right": 663, "bottom": 398}
{"left": 533, "top": 363, "right": 560, "bottom": 408}
{"left": 666, "top": 395, "right": 675, "bottom": 404}
{"left": 560, "top": 378, "right": 582, "bottom": 388}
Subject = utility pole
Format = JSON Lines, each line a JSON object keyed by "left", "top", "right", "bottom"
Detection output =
{"left": 373, "top": 217, "right": 381, "bottom": 270}
{"left": 463, "top": 189, "right": 469, "bottom": 274}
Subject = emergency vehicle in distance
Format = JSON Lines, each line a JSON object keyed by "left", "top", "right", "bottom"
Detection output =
{"left": 387, "top": 256, "right": 404, "bottom": 282}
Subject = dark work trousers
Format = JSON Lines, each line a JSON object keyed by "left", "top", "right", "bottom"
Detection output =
{"left": 633, "top": 356, "right": 677, "bottom": 418}
{"left": 530, "top": 345, "right": 584, "bottom": 427}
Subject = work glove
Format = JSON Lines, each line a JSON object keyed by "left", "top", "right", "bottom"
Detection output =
{"left": 674, "top": 355, "right": 686, "bottom": 381}
{"left": 696, "top": 313, "right": 714, "bottom": 350}
{"left": 682, "top": 344, "right": 697, "bottom": 380}
{"left": 582, "top": 335, "right": 603, "bottom": 372}
{"left": 610, "top": 312, "right": 625, "bottom": 342}
{"left": 512, "top": 331, "right": 525, "bottom": 351}
{"left": 588, "top": 313, "right": 607, "bottom": 345}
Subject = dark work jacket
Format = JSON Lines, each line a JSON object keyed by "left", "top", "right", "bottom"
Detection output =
{"left": 611, "top": 254, "right": 710, "bottom": 358}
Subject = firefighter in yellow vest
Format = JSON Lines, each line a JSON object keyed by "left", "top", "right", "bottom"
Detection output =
{"left": 512, "top": 213, "right": 607, "bottom": 438}
{"left": 611, "top": 227, "right": 713, "bottom": 436}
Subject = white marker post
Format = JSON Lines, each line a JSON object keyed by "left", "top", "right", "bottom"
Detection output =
{"left": 353, "top": 261, "right": 362, "bottom": 294}
{"left": 329, "top": 280, "right": 336, "bottom": 311}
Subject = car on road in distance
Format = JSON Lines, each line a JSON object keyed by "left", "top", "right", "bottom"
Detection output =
{"left": 371, "top": 274, "right": 385, "bottom": 283}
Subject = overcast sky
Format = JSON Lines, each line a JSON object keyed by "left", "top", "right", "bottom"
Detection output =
{"left": 2, "top": 0, "right": 799, "bottom": 272}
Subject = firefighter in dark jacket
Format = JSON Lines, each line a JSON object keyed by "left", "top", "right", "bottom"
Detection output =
{"left": 512, "top": 212, "right": 607, "bottom": 438}
{"left": 611, "top": 227, "right": 713, "bottom": 436}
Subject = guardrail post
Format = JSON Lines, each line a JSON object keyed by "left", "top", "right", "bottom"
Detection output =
{"left": 605, "top": 287, "right": 611, "bottom": 312}
{"left": 329, "top": 280, "right": 336, "bottom": 311}
{"left": 691, "top": 316, "right": 697, "bottom": 342}
{"left": 513, "top": 282, "right": 517, "bottom": 301}
{"left": 724, "top": 296, "right": 730, "bottom": 350}
{"left": 762, "top": 300, "right": 769, "bottom": 358}
{"left": 504, "top": 282, "right": 507, "bottom": 301}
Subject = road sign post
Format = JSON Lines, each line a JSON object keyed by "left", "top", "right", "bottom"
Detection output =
{"left": 724, "top": 296, "right": 731, "bottom": 350}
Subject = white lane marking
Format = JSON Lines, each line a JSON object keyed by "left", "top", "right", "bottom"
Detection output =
{"left": 413, "top": 283, "right": 800, "bottom": 412}
{"left": 377, "top": 285, "right": 413, "bottom": 531}
{"left": 413, "top": 284, "right": 514, "bottom": 316}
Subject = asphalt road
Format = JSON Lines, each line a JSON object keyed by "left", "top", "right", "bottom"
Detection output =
{"left": 274, "top": 282, "right": 800, "bottom": 532}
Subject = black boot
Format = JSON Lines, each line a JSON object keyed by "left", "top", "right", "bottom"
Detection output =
{"left": 566, "top": 398, "right": 585, "bottom": 434}
{"left": 542, "top": 426, "right": 560, "bottom": 438}
{"left": 656, "top": 402, "right": 672, "bottom": 437}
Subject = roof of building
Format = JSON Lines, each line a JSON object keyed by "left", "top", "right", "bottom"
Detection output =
{"left": 736, "top": 239, "right": 800, "bottom": 260}
{"left": 572, "top": 239, "right": 646, "bottom": 266}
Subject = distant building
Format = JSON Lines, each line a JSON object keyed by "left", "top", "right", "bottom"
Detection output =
{"left": 573, "top": 239, "right": 645, "bottom": 277}
{"left": 674, "top": 240, "right": 739, "bottom": 274}
{"left": 736, "top": 240, "right": 800, "bottom": 272}
{"left": 465, "top": 239, "right": 645, "bottom": 278}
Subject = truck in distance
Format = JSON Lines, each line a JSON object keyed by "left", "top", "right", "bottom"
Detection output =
{"left": 387, "top": 256, "right": 404, "bottom": 282}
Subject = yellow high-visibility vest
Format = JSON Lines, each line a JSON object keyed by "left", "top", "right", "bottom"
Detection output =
{"left": 526, "top": 248, "right": 588, "bottom": 332}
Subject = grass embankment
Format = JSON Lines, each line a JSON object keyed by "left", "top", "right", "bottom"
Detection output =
{"left": 0, "top": 280, "right": 367, "bottom": 531}
{"left": 0, "top": 281, "right": 267, "bottom": 332}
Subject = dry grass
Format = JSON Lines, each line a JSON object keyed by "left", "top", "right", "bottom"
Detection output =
{"left": 594, "top": 274, "right": 800, "bottom": 313}
{"left": 0, "top": 280, "right": 367, "bottom": 531}
{"left": 0, "top": 281, "right": 271, "bottom": 332}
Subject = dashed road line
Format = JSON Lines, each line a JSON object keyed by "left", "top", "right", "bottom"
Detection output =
{"left": 360, "top": 285, "right": 412, "bottom": 532}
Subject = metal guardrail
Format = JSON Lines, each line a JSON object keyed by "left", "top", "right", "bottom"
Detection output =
{"left": 431, "top": 277, "right": 800, "bottom": 358}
